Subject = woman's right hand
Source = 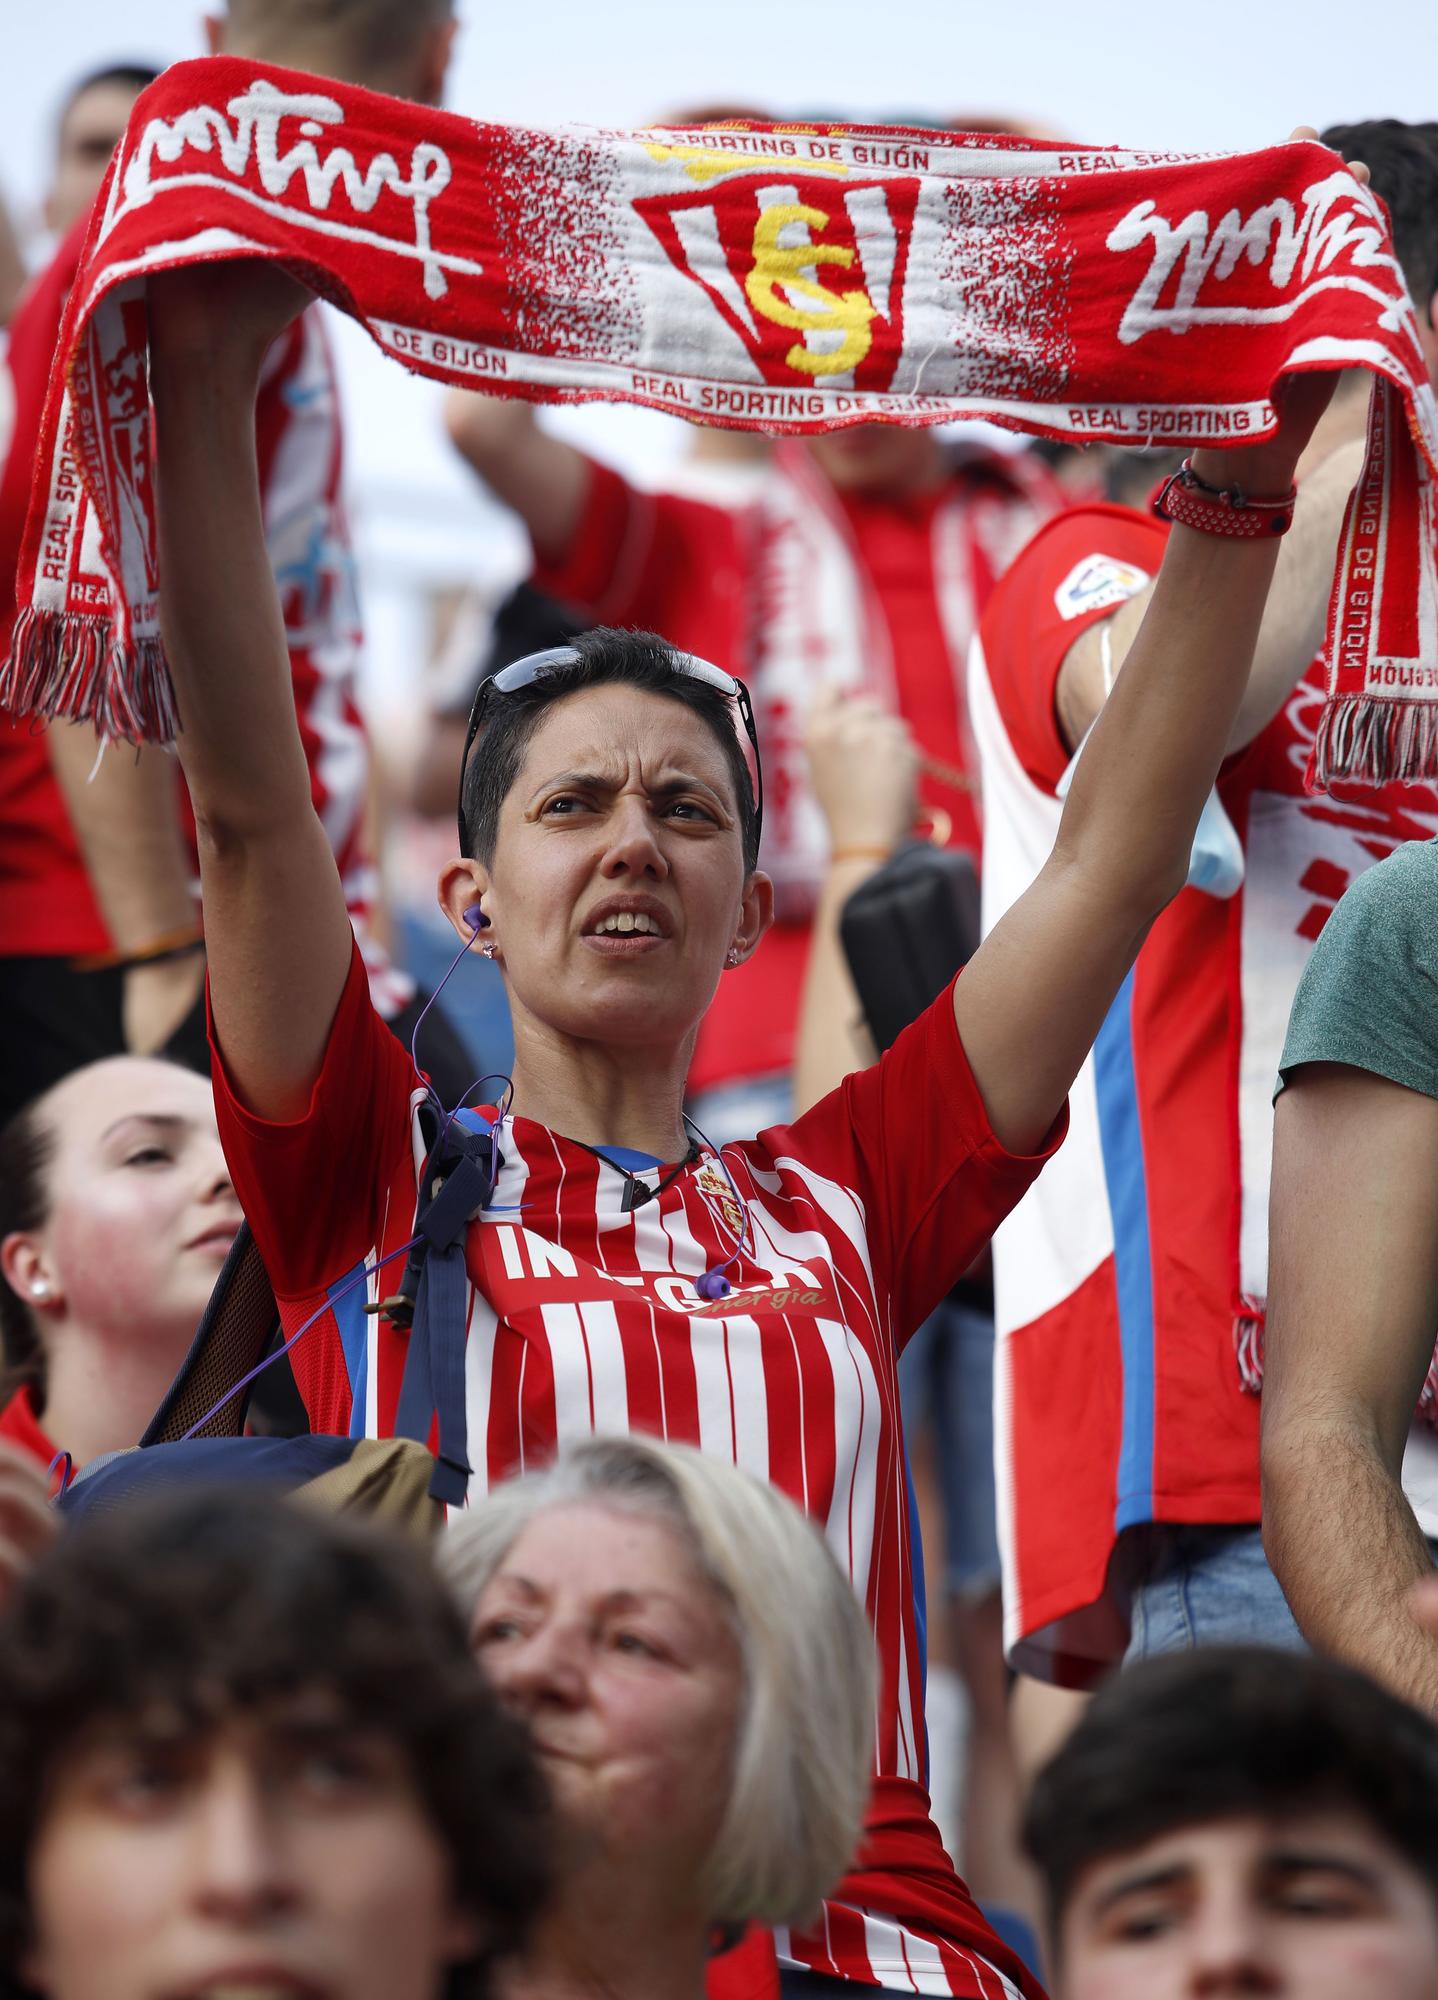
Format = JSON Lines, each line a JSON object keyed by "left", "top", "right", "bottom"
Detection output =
{"left": 805, "top": 687, "right": 919, "bottom": 859}
{"left": 147, "top": 257, "right": 312, "bottom": 375}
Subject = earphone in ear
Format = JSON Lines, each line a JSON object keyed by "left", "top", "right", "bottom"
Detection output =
{"left": 462, "top": 902, "right": 489, "bottom": 932}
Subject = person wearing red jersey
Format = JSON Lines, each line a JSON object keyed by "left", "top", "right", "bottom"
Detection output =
{"left": 0, "top": 64, "right": 164, "bottom": 1118}
{"left": 969, "top": 119, "right": 1438, "bottom": 1690}
{"left": 142, "top": 115, "right": 1348, "bottom": 1983}
{"left": 0, "top": 3, "right": 462, "bottom": 1125}
{"left": 443, "top": 395, "right": 1061, "bottom": 1130}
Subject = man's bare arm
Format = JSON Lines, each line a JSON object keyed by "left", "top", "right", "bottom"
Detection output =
{"left": 45, "top": 724, "right": 206, "bottom": 1053}
{"left": 1056, "top": 433, "right": 1366, "bottom": 755}
{"left": 1262, "top": 1064, "right": 1438, "bottom": 1712}
{"left": 444, "top": 392, "right": 589, "bottom": 564}
{"left": 954, "top": 387, "right": 1334, "bottom": 1158}
{"left": 792, "top": 691, "right": 916, "bottom": 1114}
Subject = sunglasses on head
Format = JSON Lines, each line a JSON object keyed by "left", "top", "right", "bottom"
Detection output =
{"left": 455, "top": 645, "right": 764, "bottom": 857}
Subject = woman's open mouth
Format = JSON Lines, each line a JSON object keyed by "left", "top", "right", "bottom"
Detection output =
{"left": 580, "top": 899, "right": 673, "bottom": 955}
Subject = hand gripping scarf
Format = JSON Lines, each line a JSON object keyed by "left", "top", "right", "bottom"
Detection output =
{"left": 5, "top": 56, "right": 1437, "bottom": 789}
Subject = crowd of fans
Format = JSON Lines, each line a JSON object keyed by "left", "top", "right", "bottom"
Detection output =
{"left": 2, "top": 5, "right": 1438, "bottom": 1997}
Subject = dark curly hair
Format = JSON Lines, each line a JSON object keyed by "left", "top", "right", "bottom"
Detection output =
{"left": 1322, "top": 119, "right": 1438, "bottom": 326}
{"left": 1024, "top": 1645, "right": 1438, "bottom": 1955}
{"left": 0, "top": 1492, "right": 552, "bottom": 2000}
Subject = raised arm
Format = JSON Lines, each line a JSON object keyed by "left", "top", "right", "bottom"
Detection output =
{"left": 793, "top": 689, "right": 918, "bottom": 1114}
{"left": 444, "top": 390, "right": 589, "bottom": 564}
{"left": 148, "top": 263, "right": 355, "bottom": 1120}
{"left": 1262, "top": 1064, "right": 1438, "bottom": 1712}
{"left": 1055, "top": 422, "right": 1366, "bottom": 755}
{"left": 45, "top": 725, "right": 206, "bottom": 1054}
{"left": 955, "top": 377, "right": 1339, "bottom": 1155}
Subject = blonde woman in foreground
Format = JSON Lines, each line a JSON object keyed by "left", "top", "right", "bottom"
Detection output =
{"left": 441, "top": 1436, "right": 876, "bottom": 2000}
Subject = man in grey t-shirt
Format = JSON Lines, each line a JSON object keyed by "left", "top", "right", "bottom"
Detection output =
{"left": 1266, "top": 837, "right": 1438, "bottom": 1715}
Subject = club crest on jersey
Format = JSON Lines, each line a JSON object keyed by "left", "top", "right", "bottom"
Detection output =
{"left": 1053, "top": 552, "right": 1152, "bottom": 621}
{"left": 634, "top": 174, "right": 920, "bottom": 391}
{"left": 694, "top": 1159, "right": 745, "bottom": 1244}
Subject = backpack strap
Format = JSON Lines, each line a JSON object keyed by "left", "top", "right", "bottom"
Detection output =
{"left": 392, "top": 1117, "right": 502, "bottom": 1505}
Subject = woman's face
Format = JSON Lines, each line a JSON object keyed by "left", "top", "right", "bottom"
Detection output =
{"left": 470, "top": 1503, "right": 743, "bottom": 1914}
{"left": 3, "top": 1058, "right": 242, "bottom": 1353}
{"left": 23, "top": 1693, "right": 480, "bottom": 2000}
{"left": 462, "top": 684, "right": 772, "bottom": 1056}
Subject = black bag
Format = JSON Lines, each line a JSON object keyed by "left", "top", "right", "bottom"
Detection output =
{"left": 839, "top": 841, "right": 981, "bottom": 1053}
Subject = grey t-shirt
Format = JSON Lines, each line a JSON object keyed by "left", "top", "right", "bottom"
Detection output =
{"left": 1277, "top": 835, "right": 1438, "bottom": 1536}
{"left": 1279, "top": 837, "right": 1438, "bottom": 1101}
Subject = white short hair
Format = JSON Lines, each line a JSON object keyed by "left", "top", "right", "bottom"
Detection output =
{"left": 439, "top": 1436, "right": 876, "bottom": 1929}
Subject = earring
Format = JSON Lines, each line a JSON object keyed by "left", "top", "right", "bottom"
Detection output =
{"left": 30, "top": 1282, "right": 47, "bottom": 1299}
{"left": 725, "top": 945, "right": 741, "bottom": 968}
{"left": 480, "top": 941, "right": 499, "bottom": 961}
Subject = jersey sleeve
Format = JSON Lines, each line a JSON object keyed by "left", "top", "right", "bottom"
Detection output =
{"left": 976, "top": 502, "right": 1169, "bottom": 793}
{"left": 208, "top": 938, "right": 415, "bottom": 1296}
{"left": 1278, "top": 840, "right": 1438, "bottom": 1103}
{"left": 529, "top": 456, "right": 737, "bottom": 630}
{"left": 785, "top": 977, "right": 1068, "bottom": 1340}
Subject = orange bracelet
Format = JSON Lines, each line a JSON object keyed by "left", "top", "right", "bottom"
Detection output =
{"left": 72, "top": 926, "right": 206, "bottom": 973}
{"left": 830, "top": 845, "right": 892, "bottom": 865}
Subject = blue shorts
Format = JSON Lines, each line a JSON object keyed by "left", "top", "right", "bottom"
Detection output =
{"left": 1121, "top": 1524, "right": 1305, "bottom": 1663}
{"left": 898, "top": 1296, "right": 1000, "bottom": 1601}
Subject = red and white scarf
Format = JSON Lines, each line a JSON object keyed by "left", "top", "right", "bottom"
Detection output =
{"left": 5, "top": 55, "right": 1436, "bottom": 786}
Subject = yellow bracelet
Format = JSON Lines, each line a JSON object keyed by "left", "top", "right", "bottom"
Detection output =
{"left": 830, "top": 845, "right": 892, "bottom": 865}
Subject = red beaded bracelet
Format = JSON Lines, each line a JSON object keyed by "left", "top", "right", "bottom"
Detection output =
{"left": 1153, "top": 457, "right": 1298, "bottom": 538}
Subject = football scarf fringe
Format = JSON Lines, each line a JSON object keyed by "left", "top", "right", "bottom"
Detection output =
{"left": 6, "top": 55, "right": 1438, "bottom": 784}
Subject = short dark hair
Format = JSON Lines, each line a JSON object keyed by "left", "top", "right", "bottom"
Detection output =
{"left": 55, "top": 63, "right": 162, "bottom": 131}
{"left": 1023, "top": 1646, "right": 1438, "bottom": 1951}
{"left": 1322, "top": 119, "right": 1438, "bottom": 323}
{"left": 460, "top": 627, "right": 761, "bottom": 874}
{"left": 0, "top": 1493, "right": 552, "bottom": 2000}
{"left": 222, "top": 0, "right": 455, "bottom": 78}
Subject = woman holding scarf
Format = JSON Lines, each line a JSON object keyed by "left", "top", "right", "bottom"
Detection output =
{"left": 142, "top": 169, "right": 1354, "bottom": 1993}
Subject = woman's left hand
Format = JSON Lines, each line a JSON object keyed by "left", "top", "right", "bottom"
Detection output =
{"left": 805, "top": 687, "right": 919, "bottom": 859}
{"left": 1195, "top": 128, "right": 1372, "bottom": 493}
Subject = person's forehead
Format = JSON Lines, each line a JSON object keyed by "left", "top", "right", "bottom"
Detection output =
{"left": 56, "top": 81, "right": 144, "bottom": 162}
{"left": 498, "top": 1502, "right": 704, "bottom": 1593}
{"left": 1075, "top": 1807, "right": 1403, "bottom": 1901}
{"left": 518, "top": 683, "right": 733, "bottom": 783}
{"left": 43, "top": 1058, "right": 219, "bottom": 1148}
{"left": 59, "top": 1684, "right": 375, "bottom": 1762}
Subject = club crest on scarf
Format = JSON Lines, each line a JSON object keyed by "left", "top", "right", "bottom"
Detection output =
{"left": 99, "top": 297, "right": 160, "bottom": 599}
{"left": 634, "top": 174, "right": 920, "bottom": 393}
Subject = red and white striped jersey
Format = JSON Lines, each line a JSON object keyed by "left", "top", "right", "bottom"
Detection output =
{"left": 214, "top": 941, "right": 1060, "bottom": 1999}
{"left": 970, "top": 503, "right": 1438, "bottom": 1686}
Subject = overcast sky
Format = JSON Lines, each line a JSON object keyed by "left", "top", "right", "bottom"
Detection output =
{"left": 5, "top": 0, "right": 1433, "bottom": 225}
